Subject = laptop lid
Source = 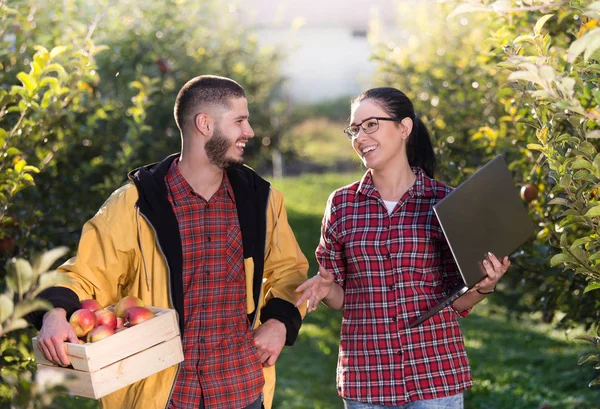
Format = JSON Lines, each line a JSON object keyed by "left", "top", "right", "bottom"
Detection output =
{"left": 409, "top": 154, "right": 534, "bottom": 328}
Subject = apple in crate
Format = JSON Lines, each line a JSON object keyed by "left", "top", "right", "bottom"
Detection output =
{"left": 80, "top": 299, "right": 102, "bottom": 312}
{"left": 114, "top": 295, "right": 144, "bottom": 318}
{"left": 95, "top": 309, "right": 117, "bottom": 330}
{"left": 123, "top": 306, "right": 155, "bottom": 327}
{"left": 116, "top": 317, "right": 125, "bottom": 330}
{"left": 69, "top": 309, "right": 97, "bottom": 337}
{"left": 87, "top": 325, "right": 116, "bottom": 343}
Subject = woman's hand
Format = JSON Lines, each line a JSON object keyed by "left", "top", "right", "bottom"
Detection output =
{"left": 476, "top": 252, "right": 511, "bottom": 293}
{"left": 295, "top": 266, "right": 335, "bottom": 312}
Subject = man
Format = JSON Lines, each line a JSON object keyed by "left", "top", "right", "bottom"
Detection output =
{"left": 29, "top": 75, "right": 309, "bottom": 409}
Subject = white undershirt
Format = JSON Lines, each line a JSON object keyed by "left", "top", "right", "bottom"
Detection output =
{"left": 383, "top": 200, "right": 397, "bottom": 215}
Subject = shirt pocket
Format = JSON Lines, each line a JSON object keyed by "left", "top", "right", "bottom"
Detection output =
{"left": 225, "top": 226, "right": 244, "bottom": 283}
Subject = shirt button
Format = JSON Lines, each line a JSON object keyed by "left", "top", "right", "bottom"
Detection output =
{"left": 397, "top": 350, "right": 402, "bottom": 356}
{"left": 388, "top": 285, "right": 394, "bottom": 290}
{"left": 205, "top": 270, "right": 210, "bottom": 276}
{"left": 385, "top": 253, "right": 391, "bottom": 260}
{"left": 207, "top": 236, "right": 212, "bottom": 242}
{"left": 202, "top": 304, "right": 208, "bottom": 309}
{"left": 200, "top": 337, "right": 205, "bottom": 343}
{"left": 391, "top": 317, "right": 397, "bottom": 322}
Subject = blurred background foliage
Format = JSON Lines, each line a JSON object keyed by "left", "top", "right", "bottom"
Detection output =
{"left": 1, "top": 0, "right": 600, "bottom": 407}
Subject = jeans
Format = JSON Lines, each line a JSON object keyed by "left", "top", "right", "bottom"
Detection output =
{"left": 343, "top": 393, "right": 463, "bottom": 409}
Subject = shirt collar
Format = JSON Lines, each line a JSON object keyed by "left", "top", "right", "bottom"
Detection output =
{"left": 356, "top": 167, "right": 434, "bottom": 199}
{"left": 166, "top": 158, "right": 236, "bottom": 203}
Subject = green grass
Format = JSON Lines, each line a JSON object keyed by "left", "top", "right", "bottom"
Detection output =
{"left": 51, "top": 171, "right": 600, "bottom": 408}
{"left": 273, "top": 172, "right": 600, "bottom": 409}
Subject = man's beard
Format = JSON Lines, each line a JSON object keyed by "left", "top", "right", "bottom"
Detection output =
{"left": 205, "top": 127, "right": 244, "bottom": 169}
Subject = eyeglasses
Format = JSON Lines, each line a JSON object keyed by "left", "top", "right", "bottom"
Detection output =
{"left": 343, "top": 117, "right": 405, "bottom": 140}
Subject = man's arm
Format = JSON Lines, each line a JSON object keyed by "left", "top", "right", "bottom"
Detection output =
{"left": 30, "top": 193, "right": 136, "bottom": 365}
{"left": 254, "top": 188, "right": 309, "bottom": 366}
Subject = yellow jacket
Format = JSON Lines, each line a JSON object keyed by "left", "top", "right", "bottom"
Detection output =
{"left": 48, "top": 155, "right": 308, "bottom": 409}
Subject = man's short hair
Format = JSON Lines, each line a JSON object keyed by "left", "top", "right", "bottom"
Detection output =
{"left": 174, "top": 75, "right": 246, "bottom": 132}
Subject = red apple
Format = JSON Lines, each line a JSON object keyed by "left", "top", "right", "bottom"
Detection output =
{"left": 123, "top": 306, "right": 155, "bottom": 327}
{"left": 80, "top": 299, "right": 102, "bottom": 312}
{"left": 69, "top": 309, "right": 97, "bottom": 337}
{"left": 94, "top": 309, "right": 117, "bottom": 330}
{"left": 0, "top": 237, "right": 15, "bottom": 254}
{"left": 155, "top": 57, "right": 169, "bottom": 74}
{"left": 520, "top": 184, "right": 539, "bottom": 203}
{"left": 114, "top": 295, "right": 145, "bottom": 318}
{"left": 86, "top": 325, "right": 115, "bottom": 343}
{"left": 116, "top": 317, "right": 125, "bottom": 330}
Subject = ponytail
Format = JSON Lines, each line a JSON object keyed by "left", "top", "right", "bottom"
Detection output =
{"left": 407, "top": 116, "right": 436, "bottom": 178}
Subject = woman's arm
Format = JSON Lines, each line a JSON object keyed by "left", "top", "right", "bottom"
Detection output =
{"left": 452, "top": 252, "right": 510, "bottom": 312}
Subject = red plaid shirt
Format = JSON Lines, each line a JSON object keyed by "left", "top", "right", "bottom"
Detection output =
{"left": 316, "top": 168, "right": 473, "bottom": 405}
{"left": 166, "top": 160, "right": 263, "bottom": 409}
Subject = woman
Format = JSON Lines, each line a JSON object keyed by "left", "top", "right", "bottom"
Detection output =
{"left": 295, "top": 87, "right": 510, "bottom": 409}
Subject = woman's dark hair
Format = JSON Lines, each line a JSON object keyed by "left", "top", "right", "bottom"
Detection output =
{"left": 352, "top": 87, "right": 436, "bottom": 178}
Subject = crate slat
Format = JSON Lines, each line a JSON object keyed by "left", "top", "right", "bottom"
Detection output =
{"left": 35, "top": 336, "right": 183, "bottom": 399}
{"left": 32, "top": 307, "right": 179, "bottom": 372}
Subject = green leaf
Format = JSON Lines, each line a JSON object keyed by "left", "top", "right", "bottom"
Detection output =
{"left": 49, "top": 46, "right": 67, "bottom": 59}
{"left": 45, "top": 63, "right": 68, "bottom": 80}
{"left": 446, "top": 3, "right": 488, "bottom": 19}
{"left": 568, "top": 27, "right": 600, "bottom": 62}
{"left": 587, "top": 130, "right": 600, "bottom": 139}
{"left": 584, "top": 282, "right": 600, "bottom": 293}
{"left": 514, "top": 35, "right": 537, "bottom": 46}
{"left": 534, "top": 14, "right": 554, "bottom": 36}
{"left": 34, "top": 247, "right": 69, "bottom": 275}
{"left": 5, "top": 258, "right": 34, "bottom": 296}
{"left": 572, "top": 236, "right": 593, "bottom": 247}
{"left": 0, "top": 294, "right": 14, "bottom": 323}
{"left": 575, "top": 334, "right": 599, "bottom": 344}
{"left": 578, "top": 352, "right": 600, "bottom": 365}
{"left": 16, "top": 72, "right": 37, "bottom": 92}
{"left": 39, "top": 77, "right": 59, "bottom": 88}
{"left": 2, "top": 318, "right": 29, "bottom": 334}
{"left": 571, "top": 158, "right": 594, "bottom": 171}
{"left": 5, "top": 148, "right": 21, "bottom": 158}
{"left": 547, "top": 198, "right": 569, "bottom": 206}
{"left": 584, "top": 205, "right": 600, "bottom": 218}
{"left": 32, "top": 272, "right": 71, "bottom": 297}
{"left": 14, "top": 159, "right": 26, "bottom": 173}
{"left": 527, "top": 143, "right": 544, "bottom": 151}
{"left": 13, "top": 298, "right": 52, "bottom": 320}
{"left": 550, "top": 253, "right": 573, "bottom": 267}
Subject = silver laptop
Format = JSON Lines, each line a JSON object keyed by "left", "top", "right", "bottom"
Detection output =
{"left": 409, "top": 155, "right": 534, "bottom": 328}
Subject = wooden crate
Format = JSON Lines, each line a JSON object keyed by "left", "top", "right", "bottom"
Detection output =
{"left": 31, "top": 307, "right": 183, "bottom": 399}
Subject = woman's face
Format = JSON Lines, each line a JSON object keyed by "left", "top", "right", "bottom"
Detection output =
{"left": 349, "top": 98, "right": 411, "bottom": 171}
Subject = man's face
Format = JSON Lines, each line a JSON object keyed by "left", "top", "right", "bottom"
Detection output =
{"left": 205, "top": 97, "right": 254, "bottom": 168}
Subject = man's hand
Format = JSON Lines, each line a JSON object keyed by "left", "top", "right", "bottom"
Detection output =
{"left": 37, "top": 308, "right": 79, "bottom": 367}
{"left": 252, "top": 319, "right": 286, "bottom": 367}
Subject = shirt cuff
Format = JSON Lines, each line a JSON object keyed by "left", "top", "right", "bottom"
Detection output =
{"left": 449, "top": 303, "right": 471, "bottom": 318}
